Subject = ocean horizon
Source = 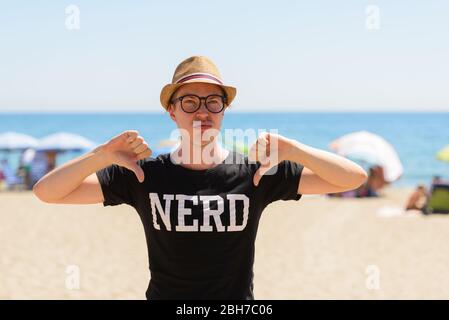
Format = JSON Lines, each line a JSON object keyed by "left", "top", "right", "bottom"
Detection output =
{"left": 1, "top": 112, "right": 448, "bottom": 187}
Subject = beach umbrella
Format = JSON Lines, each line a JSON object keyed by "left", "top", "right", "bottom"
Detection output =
{"left": 329, "top": 130, "right": 403, "bottom": 182}
{"left": 36, "top": 132, "right": 98, "bottom": 152}
{"left": 436, "top": 145, "right": 449, "bottom": 162}
{"left": 0, "top": 132, "right": 39, "bottom": 151}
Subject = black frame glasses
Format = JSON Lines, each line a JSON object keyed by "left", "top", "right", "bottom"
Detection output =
{"left": 170, "top": 94, "right": 227, "bottom": 113}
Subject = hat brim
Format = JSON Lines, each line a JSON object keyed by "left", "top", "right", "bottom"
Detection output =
{"left": 160, "top": 79, "right": 236, "bottom": 111}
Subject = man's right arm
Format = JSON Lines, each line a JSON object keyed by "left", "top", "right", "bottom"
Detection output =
{"left": 33, "top": 130, "right": 151, "bottom": 205}
{"left": 32, "top": 146, "right": 111, "bottom": 204}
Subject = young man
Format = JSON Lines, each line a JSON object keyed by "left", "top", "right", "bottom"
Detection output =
{"left": 33, "top": 56, "right": 367, "bottom": 300}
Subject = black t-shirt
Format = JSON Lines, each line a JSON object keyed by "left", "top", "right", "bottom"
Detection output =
{"left": 96, "top": 151, "right": 304, "bottom": 300}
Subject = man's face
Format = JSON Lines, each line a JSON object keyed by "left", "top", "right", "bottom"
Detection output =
{"left": 168, "top": 82, "right": 226, "bottom": 147}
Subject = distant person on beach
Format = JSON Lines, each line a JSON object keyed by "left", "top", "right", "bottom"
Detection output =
{"left": 405, "top": 176, "right": 449, "bottom": 213}
{"left": 329, "top": 165, "right": 387, "bottom": 198}
{"left": 33, "top": 56, "right": 368, "bottom": 300}
{"left": 0, "top": 160, "right": 6, "bottom": 190}
{"left": 405, "top": 184, "right": 429, "bottom": 211}
{"left": 356, "top": 165, "right": 388, "bottom": 197}
{"left": 29, "top": 151, "right": 50, "bottom": 188}
{"left": 46, "top": 151, "right": 57, "bottom": 172}
{"left": 0, "top": 158, "right": 26, "bottom": 191}
{"left": 430, "top": 175, "right": 443, "bottom": 193}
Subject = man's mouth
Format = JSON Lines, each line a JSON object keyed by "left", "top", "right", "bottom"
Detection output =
{"left": 193, "top": 122, "right": 213, "bottom": 129}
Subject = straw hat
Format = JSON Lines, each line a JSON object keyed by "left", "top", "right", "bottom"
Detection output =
{"left": 160, "top": 56, "right": 237, "bottom": 110}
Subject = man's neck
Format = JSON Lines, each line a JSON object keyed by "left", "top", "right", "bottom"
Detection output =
{"left": 171, "top": 141, "right": 229, "bottom": 170}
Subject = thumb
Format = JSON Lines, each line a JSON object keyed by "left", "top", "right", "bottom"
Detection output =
{"left": 122, "top": 157, "right": 145, "bottom": 183}
{"left": 253, "top": 164, "right": 272, "bottom": 187}
{"left": 131, "top": 164, "right": 145, "bottom": 183}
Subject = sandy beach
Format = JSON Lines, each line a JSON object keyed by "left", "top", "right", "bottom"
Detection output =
{"left": 1, "top": 186, "right": 449, "bottom": 300}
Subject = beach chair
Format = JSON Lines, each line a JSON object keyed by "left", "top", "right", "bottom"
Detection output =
{"left": 423, "top": 183, "right": 449, "bottom": 214}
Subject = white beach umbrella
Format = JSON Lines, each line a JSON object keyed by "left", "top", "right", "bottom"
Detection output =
{"left": 329, "top": 130, "right": 403, "bottom": 182}
{"left": 36, "top": 132, "right": 98, "bottom": 152}
{"left": 0, "top": 132, "right": 39, "bottom": 151}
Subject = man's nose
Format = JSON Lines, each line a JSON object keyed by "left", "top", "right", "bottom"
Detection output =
{"left": 195, "top": 99, "right": 210, "bottom": 115}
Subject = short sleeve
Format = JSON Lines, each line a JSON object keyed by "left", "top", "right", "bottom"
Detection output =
{"left": 255, "top": 160, "right": 304, "bottom": 206}
{"left": 96, "top": 164, "right": 139, "bottom": 207}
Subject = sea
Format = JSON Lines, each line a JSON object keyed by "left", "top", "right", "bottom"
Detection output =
{"left": 1, "top": 112, "right": 448, "bottom": 187}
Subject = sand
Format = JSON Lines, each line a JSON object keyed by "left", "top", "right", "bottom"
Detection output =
{"left": 1, "top": 186, "right": 449, "bottom": 299}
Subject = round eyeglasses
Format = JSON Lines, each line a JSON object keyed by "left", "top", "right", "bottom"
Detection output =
{"left": 170, "top": 94, "right": 227, "bottom": 113}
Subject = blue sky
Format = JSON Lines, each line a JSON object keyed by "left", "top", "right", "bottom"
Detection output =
{"left": 1, "top": 1, "right": 448, "bottom": 112}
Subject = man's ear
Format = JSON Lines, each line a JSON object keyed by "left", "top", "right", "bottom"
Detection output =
{"left": 168, "top": 104, "right": 176, "bottom": 121}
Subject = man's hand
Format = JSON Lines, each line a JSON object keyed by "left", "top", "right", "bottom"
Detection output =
{"left": 248, "top": 132, "right": 294, "bottom": 186}
{"left": 100, "top": 130, "right": 152, "bottom": 183}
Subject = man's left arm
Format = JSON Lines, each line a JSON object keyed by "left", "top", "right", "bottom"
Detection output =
{"left": 286, "top": 139, "right": 368, "bottom": 195}
{"left": 250, "top": 133, "right": 368, "bottom": 195}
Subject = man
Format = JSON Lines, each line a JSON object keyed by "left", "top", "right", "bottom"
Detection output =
{"left": 33, "top": 56, "right": 367, "bottom": 299}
